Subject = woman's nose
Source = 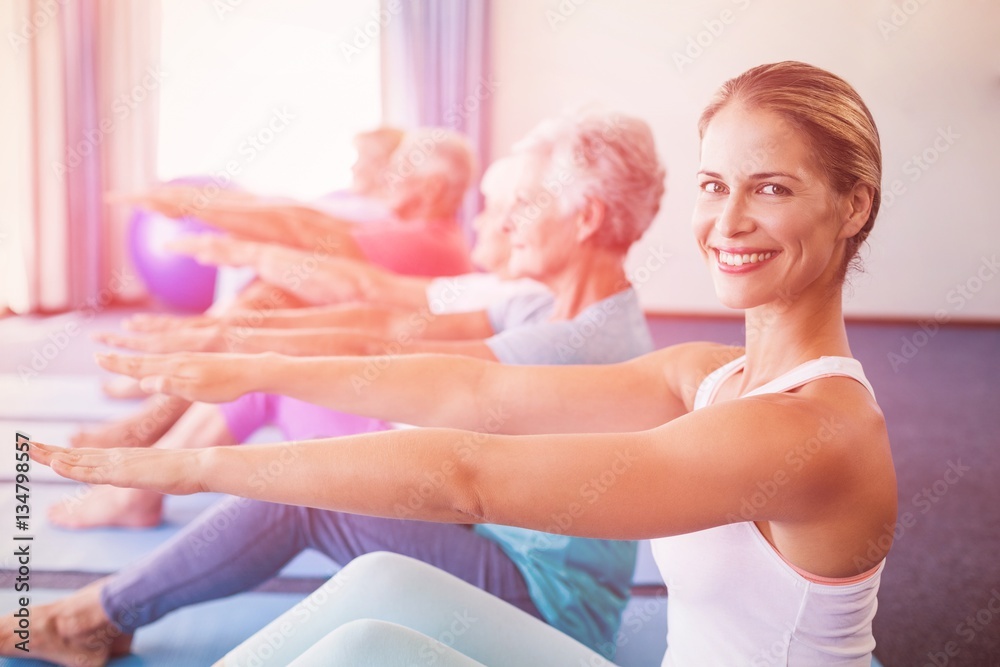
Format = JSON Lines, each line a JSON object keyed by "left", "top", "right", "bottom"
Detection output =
{"left": 714, "top": 195, "right": 755, "bottom": 237}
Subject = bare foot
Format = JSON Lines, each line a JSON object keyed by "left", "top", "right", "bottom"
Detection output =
{"left": 49, "top": 486, "right": 164, "bottom": 529}
{"left": 0, "top": 582, "right": 132, "bottom": 667}
{"left": 70, "top": 394, "right": 189, "bottom": 449}
{"left": 101, "top": 376, "right": 148, "bottom": 400}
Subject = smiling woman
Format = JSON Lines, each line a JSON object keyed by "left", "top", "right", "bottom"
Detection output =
{"left": 696, "top": 60, "right": 882, "bottom": 283}
{"left": 11, "top": 62, "right": 898, "bottom": 667}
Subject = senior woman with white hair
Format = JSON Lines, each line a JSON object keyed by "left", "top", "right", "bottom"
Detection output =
{"left": 6, "top": 110, "right": 666, "bottom": 667}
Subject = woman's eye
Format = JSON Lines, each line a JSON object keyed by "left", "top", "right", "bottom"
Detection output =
{"left": 700, "top": 181, "right": 727, "bottom": 194}
{"left": 759, "top": 183, "right": 790, "bottom": 196}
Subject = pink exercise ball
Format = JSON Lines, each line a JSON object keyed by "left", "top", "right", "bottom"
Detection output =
{"left": 127, "top": 177, "right": 226, "bottom": 312}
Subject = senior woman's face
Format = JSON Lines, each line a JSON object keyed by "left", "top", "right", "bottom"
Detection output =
{"left": 500, "top": 154, "right": 578, "bottom": 281}
{"left": 350, "top": 138, "right": 394, "bottom": 196}
{"left": 693, "top": 104, "right": 847, "bottom": 310}
{"left": 469, "top": 159, "right": 520, "bottom": 275}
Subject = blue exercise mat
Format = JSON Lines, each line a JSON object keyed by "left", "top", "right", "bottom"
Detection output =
{"left": 0, "top": 482, "right": 337, "bottom": 580}
{"left": 0, "top": 588, "right": 306, "bottom": 666}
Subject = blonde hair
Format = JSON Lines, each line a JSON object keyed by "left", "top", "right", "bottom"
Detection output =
{"left": 354, "top": 127, "right": 406, "bottom": 157}
{"left": 699, "top": 61, "right": 881, "bottom": 276}
{"left": 513, "top": 110, "right": 666, "bottom": 251}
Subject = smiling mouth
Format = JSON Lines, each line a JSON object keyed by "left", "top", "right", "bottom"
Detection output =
{"left": 715, "top": 249, "right": 778, "bottom": 270}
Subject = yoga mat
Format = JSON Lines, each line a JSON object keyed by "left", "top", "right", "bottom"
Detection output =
{"left": 0, "top": 482, "right": 337, "bottom": 580}
{"left": 0, "top": 588, "right": 306, "bottom": 666}
{"left": 0, "top": 375, "right": 142, "bottom": 422}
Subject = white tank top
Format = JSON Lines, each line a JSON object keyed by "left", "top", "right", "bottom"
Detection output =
{"left": 651, "top": 355, "right": 885, "bottom": 666}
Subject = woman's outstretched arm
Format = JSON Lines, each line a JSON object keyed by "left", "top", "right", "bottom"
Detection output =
{"left": 93, "top": 343, "right": 716, "bottom": 434}
{"left": 31, "top": 385, "right": 873, "bottom": 540}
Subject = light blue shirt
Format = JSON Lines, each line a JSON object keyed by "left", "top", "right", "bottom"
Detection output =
{"left": 479, "top": 288, "right": 653, "bottom": 659}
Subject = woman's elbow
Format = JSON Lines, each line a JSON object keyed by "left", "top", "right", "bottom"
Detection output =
{"left": 449, "top": 455, "right": 491, "bottom": 524}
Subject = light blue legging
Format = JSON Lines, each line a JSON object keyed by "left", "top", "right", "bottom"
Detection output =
{"left": 221, "top": 552, "right": 619, "bottom": 667}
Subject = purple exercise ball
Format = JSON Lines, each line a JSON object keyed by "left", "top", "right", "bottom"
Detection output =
{"left": 127, "top": 177, "right": 226, "bottom": 312}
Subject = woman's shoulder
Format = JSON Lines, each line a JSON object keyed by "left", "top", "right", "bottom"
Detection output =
{"left": 791, "top": 369, "right": 889, "bottom": 452}
{"left": 635, "top": 342, "right": 745, "bottom": 411}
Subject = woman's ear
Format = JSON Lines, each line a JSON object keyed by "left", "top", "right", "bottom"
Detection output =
{"left": 837, "top": 182, "right": 875, "bottom": 240}
{"left": 575, "top": 197, "right": 606, "bottom": 243}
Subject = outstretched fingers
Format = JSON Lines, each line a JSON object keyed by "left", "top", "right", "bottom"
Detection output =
{"left": 92, "top": 332, "right": 162, "bottom": 352}
{"left": 29, "top": 443, "right": 125, "bottom": 485}
{"left": 94, "top": 352, "right": 178, "bottom": 379}
{"left": 92, "top": 330, "right": 213, "bottom": 354}
{"left": 30, "top": 442, "right": 200, "bottom": 494}
{"left": 124, "top": 313, "right": 215, "bottom": 332}
{"left": 168, "top": 234, "right": 262, "bottom": 267}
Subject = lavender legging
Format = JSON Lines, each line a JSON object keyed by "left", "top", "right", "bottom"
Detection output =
{"left": 100, "top": 496, "right": 542, "bottom": 635}
{"left": 218, "top": 392, "right": 389, "bottom": 443}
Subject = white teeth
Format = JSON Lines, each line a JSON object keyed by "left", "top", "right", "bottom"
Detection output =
{"left": 717, "top": 250, "right": 775, "bottom": 266}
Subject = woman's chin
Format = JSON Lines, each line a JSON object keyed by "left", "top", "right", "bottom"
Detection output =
{"left": 713, "top": 288, "right": 771, "bottom": 311}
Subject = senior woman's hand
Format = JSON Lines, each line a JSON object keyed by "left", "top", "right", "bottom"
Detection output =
{"left": 92, "top": 326, "right": 226, "bottom": 354}
{"left": 169, "top": 234, "right": 267, "bottom": 268}
{"left": 94, "top": 351, "right": 267, "bottom": 403}
{"left": 107, "top": 186, "right": 193, "bottom": 219}
{"left": 170, "top": 235, "right": 354, "bottom": 305}
{"left": 108, "top": 185, "right": 256, "bottom": 218}
{"left": 123, "top": 312, "right": 223, "bottom": 333}
{"left": 30, "top": 442, "right": 206, "bottom": 495}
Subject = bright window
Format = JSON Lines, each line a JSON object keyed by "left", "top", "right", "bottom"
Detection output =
{"left": 157, "top": 0, "right": 382, "bottom": 200}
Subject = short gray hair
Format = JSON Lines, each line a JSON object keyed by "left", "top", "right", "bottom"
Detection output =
{"left": 512, "top": 110, "right": 666, "bottom": 251}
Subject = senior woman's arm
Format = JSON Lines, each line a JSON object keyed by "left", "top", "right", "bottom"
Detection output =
{"left": 94, "top": 343, "right": 719, "bottom": 434}
{"left": 171, "top": 235, "right": 415, "bottom": 305}
{"left": 121, "top": 186, "right": 360, "bottom": 249}
{"left": 93, "top": 309, "right": 495, "bottom": 354}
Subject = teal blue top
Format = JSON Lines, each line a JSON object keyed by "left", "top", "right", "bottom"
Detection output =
{"left": 481, "top": 288, "right": 653, "bottom": 658}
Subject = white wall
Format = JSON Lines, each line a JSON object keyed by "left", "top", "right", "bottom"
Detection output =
{"left": 491, "top": 0, "right": 1000, "bottom": 320}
